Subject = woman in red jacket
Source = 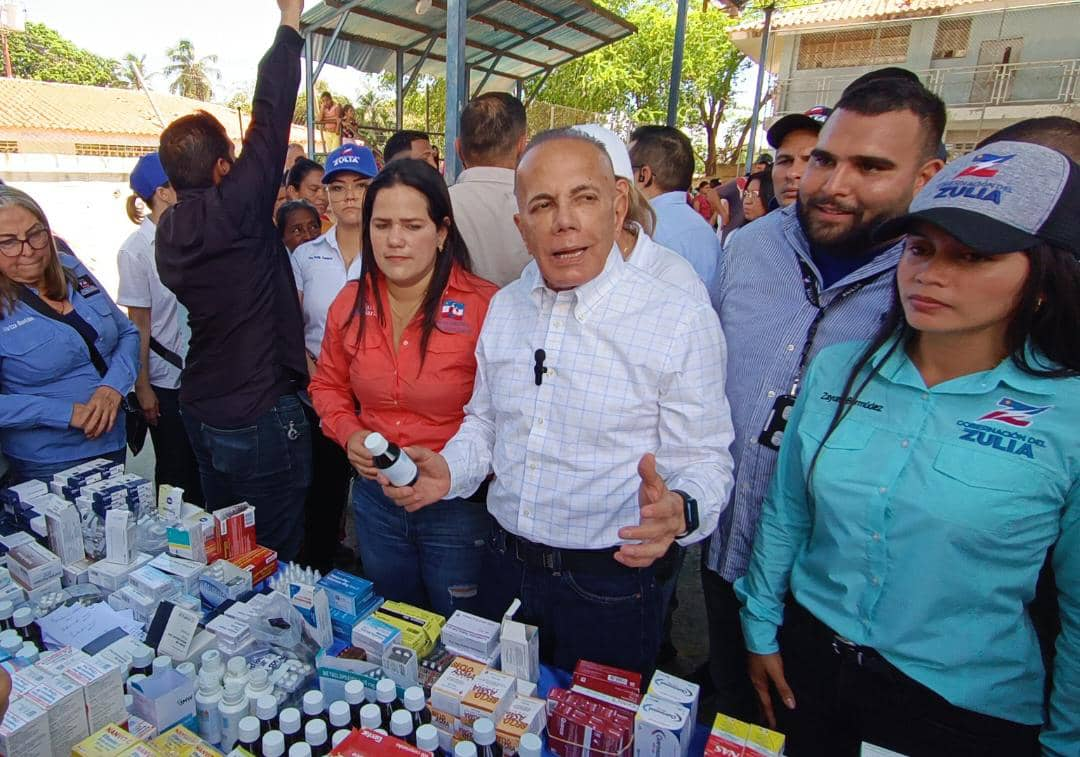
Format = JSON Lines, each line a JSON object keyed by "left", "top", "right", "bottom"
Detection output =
{"left": 310, "top": 159, "right": 497, "bottom": 617}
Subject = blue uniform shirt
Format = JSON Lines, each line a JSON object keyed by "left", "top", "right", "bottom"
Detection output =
{"left": 649, "top": 191, "right": 722, "bottom": 305}
{"left": 735, "top": 339, "right": 1079, "bottom": 755}
{"left": 0, "top": 254, "right": 140, "bottom": 466}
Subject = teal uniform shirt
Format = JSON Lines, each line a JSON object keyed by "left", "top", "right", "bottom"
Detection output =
{"left": 735, "top": 338, "right": 1079, "bottom": 756}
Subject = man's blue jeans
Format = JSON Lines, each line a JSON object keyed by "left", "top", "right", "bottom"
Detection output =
{"left": 351, "top": 477, "right": 491, "bottom": 618}
{"left": 477, "top": 525, "right": 665, "bottom": 676}
{"left": 181, "top": 392, "right": 311, "bottom": 561}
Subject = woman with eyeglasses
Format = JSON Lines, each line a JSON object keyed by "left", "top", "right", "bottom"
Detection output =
{"left": 741, "top": 170, "right": 773, "bottom": 223}
{"left": 0, "top": 185, "right": 139, "bottom": 483}
{"left": 291, "top": 143, "right": 378, "bottom": 573}
{"left": 735, "top": 142, "right": 1080, "bottom": 756}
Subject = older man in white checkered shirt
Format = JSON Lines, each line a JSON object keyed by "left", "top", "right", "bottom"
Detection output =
{"left": 380, "top": 128, "right": 735, "bottom": 674}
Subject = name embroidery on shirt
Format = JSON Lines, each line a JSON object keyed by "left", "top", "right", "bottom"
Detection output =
{"left": 2, "top": 317, "right": 33, "bottom": 332}
{"left": 819, "top": 391, "right": 882, "bottom": 412}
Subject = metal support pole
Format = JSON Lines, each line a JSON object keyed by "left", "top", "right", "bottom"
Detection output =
{"left": 744, "top": 3, "right": 774, "bottom": 174}
{"left": 403, "top": 36, "right": 438, "bottom": 97}
{"left": 305, "top": 35, "right": 316, "bottom": 157}
{"left": 666, "top": 0, "right": 689, "bottom": 127}
{"left": 313, "top": 0, "right": 362, "bottom": 82}
{"left": 395, "top": 50, "right": 404, "bottom": 129}
{"left": 516, "top": 80, "right": 524, "bottom": 101}
{"left": 444, "top": 0, "right": 468, "bottom": 182}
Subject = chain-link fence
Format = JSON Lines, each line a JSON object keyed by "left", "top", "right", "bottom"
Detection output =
{"left": 755, "top": 0, "right": 1080, "bottom": 155}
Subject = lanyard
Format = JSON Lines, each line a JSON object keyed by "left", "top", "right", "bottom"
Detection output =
{"left": 789, "top": 257, "right": 883, "bottom": 395}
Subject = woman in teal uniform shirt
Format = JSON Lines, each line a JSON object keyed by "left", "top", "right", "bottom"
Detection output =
{"left": 0, "top": 186, "right": 139, "bottom": 482}
{"left": 736, "top": 141, "right": 1079, "bottom": 756}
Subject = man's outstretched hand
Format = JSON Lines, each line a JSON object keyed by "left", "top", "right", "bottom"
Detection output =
{"left": 279, "top": 0, "right": 304, "bottom": 31}
{"left": 378, "top": 446, "right": 452, "bottom": 513}
{"left": 615, "top": 453, "right": 687, "bottom": 568}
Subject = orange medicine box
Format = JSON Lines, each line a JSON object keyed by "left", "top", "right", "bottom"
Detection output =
{"left": 461, "top": 668, "right": 516, "bottom": 727}
{"left": 228, "top": 546, "right": 278, "bottom": 585}
{"left": 214, "top": 503, "right": 256, "bottom": 558}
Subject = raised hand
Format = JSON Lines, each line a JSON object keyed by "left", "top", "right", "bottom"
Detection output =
{"left": 615, "top": 453, "right": 686, "bottom": 568}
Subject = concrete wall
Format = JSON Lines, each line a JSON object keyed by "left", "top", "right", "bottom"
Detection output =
{"left": 775, "top": 4, "right": 1080, "bottom": 113}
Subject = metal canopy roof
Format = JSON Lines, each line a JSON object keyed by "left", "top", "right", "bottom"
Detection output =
{"left": 300, "top": 0, "right": 636, "bottom": 88}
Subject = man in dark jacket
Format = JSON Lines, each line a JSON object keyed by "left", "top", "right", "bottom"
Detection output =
{"left": 156, "top": 0, "right": 311, "bottom": 560}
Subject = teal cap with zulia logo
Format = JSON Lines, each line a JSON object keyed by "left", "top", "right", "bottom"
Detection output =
{"left": 875, "top": 140, "right": 1080, "bottom": 255}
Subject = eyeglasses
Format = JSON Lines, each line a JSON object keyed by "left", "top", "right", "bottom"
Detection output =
{"left": 0, "top": 227, "right": 51, "bottom": 258}
{"left": 742, "top": 189, "right": 761, "bottom": 200}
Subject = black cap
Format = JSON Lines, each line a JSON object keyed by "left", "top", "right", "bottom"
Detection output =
{"left": 766, "top": 105, "right": 833, "bottom": 149}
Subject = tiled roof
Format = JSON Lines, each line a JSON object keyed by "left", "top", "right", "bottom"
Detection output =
{"left": 0, "top": 78, "right": 306, "bottom": 141}
{"left": 734, "top": 0, "right": 994, "bottom": 33}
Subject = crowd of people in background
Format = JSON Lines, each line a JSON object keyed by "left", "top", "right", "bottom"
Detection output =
{"left": 0, "top": 2, "right": 1078, "bottom": 755}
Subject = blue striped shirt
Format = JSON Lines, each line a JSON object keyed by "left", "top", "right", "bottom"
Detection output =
{"left": 705, "top": 204, "right": 902, "bottom": 581}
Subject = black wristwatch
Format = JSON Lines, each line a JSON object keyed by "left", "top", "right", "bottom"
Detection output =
{"left": 672, "top": 490, "right": 699, "bottom": 539}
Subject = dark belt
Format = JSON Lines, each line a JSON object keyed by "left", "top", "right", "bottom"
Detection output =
{"left": 492, "top": 523, "right": 679, "bottom": 579}
{"left": 787, "top": 600, "right": 898, "bottom": 677}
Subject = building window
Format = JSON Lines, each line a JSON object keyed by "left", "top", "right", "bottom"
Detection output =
{"left": 933, "top": 17, "right": 971, "bottom": 60}
{"left": 74, "top": 143, "right": 155, "bottom": 158}
{"left": 796, "top": 25, "right": 911, "bottom": 70}
{"left": 0, "top": 141, "right": 16, "bottom": 154}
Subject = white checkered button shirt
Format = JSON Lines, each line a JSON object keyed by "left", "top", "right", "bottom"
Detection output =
{"left": 442, "top": 246, "right": 735, "bottom": 550}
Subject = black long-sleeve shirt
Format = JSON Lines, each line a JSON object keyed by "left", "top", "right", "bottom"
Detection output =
{"left": 156, "top": 26, "right": 307, "bottom": 428}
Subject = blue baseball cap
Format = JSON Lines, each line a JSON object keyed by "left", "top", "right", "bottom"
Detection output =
{"left": 323, "top": 144, "right": 378, "bottom": 183}
{"left": 129, "top": 153, "right": 169, "bottom": 200}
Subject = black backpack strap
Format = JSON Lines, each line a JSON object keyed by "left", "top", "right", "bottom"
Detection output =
{"left": 149, "top": 337, "right": 184, "bottom": 370}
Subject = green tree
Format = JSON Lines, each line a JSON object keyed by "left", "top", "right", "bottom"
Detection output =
{"left": 224, "top": 91, "right": 252, "bottom": 114}
{"left": 120, "top": 53, "right": 150, "bottom": 89}
{"left": 6, "top": 22, "right": 126, "bottom": 87}
{"left": 527, "top": 1, "right": 745, "bottom": 174}
{"left": 164, "top": 39, "right": 219, "bottom": 101}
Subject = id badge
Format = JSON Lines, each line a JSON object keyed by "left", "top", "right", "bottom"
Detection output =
{"left": 758, "top": 394, "right": 797, "bottom": 451}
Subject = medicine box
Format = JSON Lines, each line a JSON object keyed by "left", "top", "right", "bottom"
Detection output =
{"left": 13, "top": 664, "right": 91, "bottom": 755}
{"left": 7, "top": 540, "right": 62, "bottom": 588}
{"left": 130, "top": 668, "right": 197, "bottom": 734}
{"left": 71, "top": 724, "right": 141, "bottom": 757}
{"left": 0, "top": 696, "right": 52, "bottom": 756}
{"left": 318, "top": 569, "right": 375, "bottom": 616}
{"left": 500, "top": 601, "right": 539, "bottom": 683}
{"left": 461, "top": 668, "right": 517, "bottom": 727}
{"left": 495, "top": 695, "right": 546, "bottom": 754}
{"left": 199, "top": 559, "right": 252, "bottom": 607}
{"left": 167, "top": 509, "right": 221, "bottom": 564}
{"left": 352, "top": 616, "right": 402, "bottom": 660}
{"left": 104, "top": 509, "right": 136, "bottom": 565}
{"left": 214, "top": 503, "right": 256, "bottom": 558}
{"left": 647, "top": 670, "right": 700, "bottom": 732}
{"left": 382, "top": 643, "right": 419, "bottom": 690}
{"left": 149, "top": 553, "right": 205, "bottom": 595}
{"left": 129, "top": 564, "right": 181, "bottom": 602}
{"left": 38, "top": 495, "right": 85, "bottom": 565}
{"left": 88, "top": 551, "right": 152, "bottom": 592}
{"left": 63, "top": 655, "right": 128, "bottom": 731}
{"left": 431, "top": 656, "right": 486, "bottom": 718}
{"left": 228, "top": 545, "right": 278, "bottom": 585}
{"left": 63, "top": 557, "right": 95, "bottom": 587}
{"left": 315, "top": 647, "right": 382, "bottom": 704}
{"left": 443, "top": 610, "right": 501, "bottom": 661}
{"left": 635, "top": 693, "right": 692, "bottom": 757}
{"left": 333, "top": 728, "right": 430, "bottom": 757}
